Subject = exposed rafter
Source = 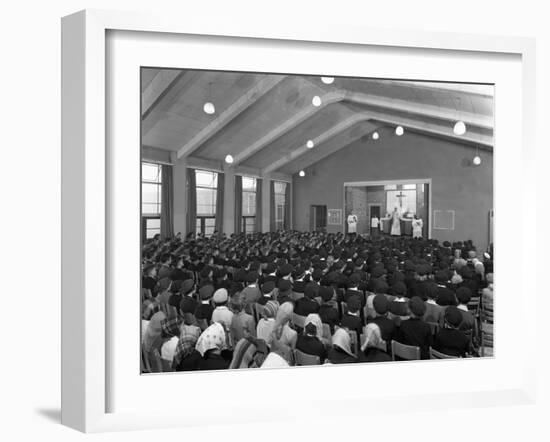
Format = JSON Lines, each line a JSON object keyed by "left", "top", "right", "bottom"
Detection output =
{"left": 176, "top": 75, "right": 287, "bottom": 159}
{"left": 231, "top": 90, "right": 345, "bottom": 165}
{"left": 141, "top": 71, "right": 202, "bottom": 135}
{"left": 262, "top": 113, "right": 373, "bottom": 174}
{"left": 141, "top": 70, "right": 182, "bottom": 118}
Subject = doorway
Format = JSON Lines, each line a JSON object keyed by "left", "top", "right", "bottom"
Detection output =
{"left": 368, "top": 204, "right": 381, "bottom": 236}
{"left": 309, "top": 205, "right": 327, "bottom": 232}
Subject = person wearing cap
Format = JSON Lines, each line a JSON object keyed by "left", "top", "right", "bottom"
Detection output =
{"left": 173, "top": 297, "right": 203, "bottom": 371}
{"left": 317, "top": 286, "right": 339, "bottom": 334}
{"left": 433, "top": 306, "right": 470, "bottom": 357}
{"left": 229, "top": 293, "right": 256, "bottom": 342}
{"left": 259, "top": 262, "right": 278, "bottom": 286}
{"left": 241, "top": 272, "right": 262, "bottom": 305}
{"left": 388, "top": 281, "right": 410, "bottom": 324}
{"left": 211, "top": 288, "right": 233, "bottom": 329}
{"left": 257, "top": 281, "right": 276, "bottom": 306}
{"left": 423, "top": 282, "right": 446, "bottom": 327}
{"left": 369, "top": 294, "right": 395, "bottom": 347}
{"left": 276, "top": 279, "right": 294, "bottom": 305}
{"left": 171, "top": 257, "right": 193, "bottom": 282}
{"left": 294, "top": 282, "right": 320, "bottom": 317}
{"left": 195, "top": 284, "right": 215, "bottom": 324}
{"left": 157, "top": 253, "right": 173, "bottom": 280}
{"left": 291, "top": 266, "right": 308, "bottom": 298}
{"left": 256, "top": 300, "right": 279, "bottom": 347}
{"left": 340, "top": 295, "right": 363, "bottom": 339}
{"left": 396, "top": 296, "right": 432, "bottom": 359}
{"left": 455, "top": 287, "right": 477, "bottom": 336}
{"left": 435, "top": 270, "right": 457, "bottom": 306}
{"left": 295, "top": 316, "right": 327, "bottom": 363}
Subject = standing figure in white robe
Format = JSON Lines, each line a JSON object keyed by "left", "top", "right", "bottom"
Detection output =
{"left": 390, "top": 208, "right": 402, "bottom": 236}
{"left": 412, "top": 215, "right": 423, "bottom": 238}
{"left": 347, "top": 211, "right": 358, "bottom": 234}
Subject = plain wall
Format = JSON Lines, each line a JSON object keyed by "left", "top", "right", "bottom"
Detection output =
{"left": 293, "top": 126, "right": 493, "bottom": 251}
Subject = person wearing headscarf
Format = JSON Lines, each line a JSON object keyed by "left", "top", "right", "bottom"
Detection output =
{"left": 273, "top": 301, "right": 298, "bottom": 348}
{"left": 295, "top": 314, "right": 327, "bottom": 363}
{"left": 260, "top": 351, "right": 290, "bottom": 369}
{"left": 327, "top": 328, "right": 357, "bottom": 364}
{"left": 196, "top": 322, "right": 230, "bottom": 370}
{"left": 173, "top": 299, "right": 202, "bottom": 371}
{"left": 359, "top": 323, "right": 391, "bottom": 362}
{"left": 142, "top": 311, "right": 166, "bottom": 353}
{"left": 256, "top": 300, "right": 279, "bottom": 346}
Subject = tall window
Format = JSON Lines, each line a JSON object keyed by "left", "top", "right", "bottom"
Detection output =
{"left": 274, "top": 181, "right": 287, "bottom": 230}
{"left": 141, "top": 162, "right": 162, "bottom": 239}
{"left": 242, "top": 176, "right": 257, "bottom": 234}
{"left": 195, "top": 169, "right": 218, "bottom": 236}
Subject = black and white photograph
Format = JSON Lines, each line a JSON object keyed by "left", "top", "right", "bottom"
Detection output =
{"left": 140, "top": 69, "right": 494, "bottom": 373}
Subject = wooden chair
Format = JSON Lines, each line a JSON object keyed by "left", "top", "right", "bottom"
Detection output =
{"left": 294, "top": 349, "right": 321, "bottom": 366}
{"left": 481, "top": 325, "right": 494, "bottom": 357}
{"left": 391, "top": 340, "right": 421, "bottom": 361}
{"left": 429, "top": 347, "right": 455, "bottom": 359}
{"left": 348, "top": 330, "right": 359, "bottom": 355}
{"left": 467, "top": 297, "right": 481, "bottom": 318}
{"left": 322, "top": 323, "right": 332, "bottom": 341}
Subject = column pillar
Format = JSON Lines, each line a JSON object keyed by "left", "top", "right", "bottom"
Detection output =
{"left": 223, "top": 165, "right": 235, "bottom": 235}
{"left": 262, "top": 174, "right": 271, "bottom": 232}
{"left": 172, "top": 157, "right": 187, "bottom": 235}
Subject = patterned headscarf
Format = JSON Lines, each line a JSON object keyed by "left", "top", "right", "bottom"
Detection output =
{"left": 173, "top": 324, "right": 201, "bottom": 365}
{"left": 195, "top": 322, "right": 226, "bottom": 357}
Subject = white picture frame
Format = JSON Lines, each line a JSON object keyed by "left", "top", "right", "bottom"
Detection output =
{"left": 61, "top": 9, "right": 537, "bottom": 433}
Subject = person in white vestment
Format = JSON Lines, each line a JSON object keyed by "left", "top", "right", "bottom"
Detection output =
{"left": 390, "top": 207, "right": 403, "bottom": 236}
{"left": 412, "top": 215, "right": 423, "bottom": 238}
{"left": 347, "top": 211, "right": 358, "bottom": 234}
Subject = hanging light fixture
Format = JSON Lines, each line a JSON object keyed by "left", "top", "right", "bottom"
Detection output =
{"left": 321, "top": 77, "right": 334, "bottom": 84}
{"left": 203, "top": 81, "right": 215, "bottom": 115}
{"left": 372, "top": 131, "right": 380, "bottom": 140}
{"left": 312, "top": 95, "right": 322, "bottom": 107}
{"left": 472, "top": 146, "right": 481, "bottom": 166}
{"left": 299, "top": 170, "right": 305, "bottom": 177}
{"left": 225, "top": 154, "right": 234, "bottom": 164}
{"left": 395, "top": 126, "right": 404, "bottom": 136}
{"left": 306, "top": 140, "right": 314, "bottom": 149}
{"left": 453, "top": 120, "right": 466, "bottom": 135}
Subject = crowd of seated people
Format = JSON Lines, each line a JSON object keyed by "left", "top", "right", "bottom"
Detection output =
{"left": 141, "top": 230, "right": 494, "bottom": 372}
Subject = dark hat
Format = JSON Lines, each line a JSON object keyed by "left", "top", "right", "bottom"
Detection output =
{"left": 277, "top": 279, "right": 292, "bottom": 293}
{"left": 445, "top": 306, "right": 463, "bottom": 328}
{"left": 304, "top": 282, "right": 319, "bottom": 299}
{"left": 319, "top": 286, "right": 334, "bottom": 302}
{"left": 293, "top": 266, "right": 306, "bottom": 278}
{"left": 373, "top": 279, "right": 389, "bottom": 294}
{"left": 246, "top": 272, "right": 258, "bottom": 283}
{"left": 311, "top": 268, "right": 323, "bottom": 281}
{"left": 179, "top": 296, "right": 196, "bottom": 314}
{"left": 347, "top": 295, "right": 361, "bottom": 312}
{"left": 435, "top": 270, "right": 449, "bottom": 283}
{"left": 349, "top": 273, "right": 362, "bottom": 285}
{"left": 170, "top": 279, "right": 183, "bottom": 293}
{"left": 199, "top": 284, "right": 215, "bottom": 300}
{"left": 213, "top": 267, "right": 227, "bottom": 279}
{"left": 392, "top": 281, "right": 407, "bottom": 297}
{"left": 234, "top": 269, "right": 247, "bottom": 283}
{"left": 424, "top": 282, "right": 438, "bottom": 299}
{"left": 373, "top": 294, "right": 389, "bottom": 315}
{"left": 456, "top": 286, "right": 472, "bottom": 304}
{"left": 409, "top": 296, "right": 426, "bottom": 317}
{"left": 371, "top": 266, "right": 387, "bottom": 278}
{"left": 279, "top": 263, "right": 294, "bottom": 277}
{"left": 157, "top": 277, "right": 172, "bottom": 291}
{"left": 262, "top": 281, "right": 276, "bottom": 294}
{"left": 265, "top": 262, "right": 277, "bottom": 274}
{"left": 181, "top": 279, "right": 195, "bottom": 294}
{"left": 416, "top": 264, "right": 431, "bottom": 276}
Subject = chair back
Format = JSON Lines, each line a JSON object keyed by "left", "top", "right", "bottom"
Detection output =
{"left": 294, "top": 349, "right": 321, "bottom": 366}
{"left": 322, "top": 323, "right": 332, "bottom": 341}
{"left": 291, "top": 313, "right": 306, "bottom": 329}
{"left": 429, "top": 347, "right": 455, "bottom": 359}
{"left": 467, "top": 297, "right": 481, "bottom": 317}
{"left": 391, "top": 340, "right": 421, "bottom": 361}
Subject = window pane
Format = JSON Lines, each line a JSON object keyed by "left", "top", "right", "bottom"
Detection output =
{"left": 196, "top": 219, "right": 202, "bottom": 232}
{"left": 242, "top": 176, "right": 256, "bottom": 192}
{"left": 205, "top": 218, "right": 216, "bottom": 227}
{"left": 205, "top": 226, "right": 215, "bottom": 237}
{"left": 403, "top": 184, "right": 417, "bottom": 190}
{"left": 146, "top": 228, "right": 160, "bottom": 239}
{"left": 146, "top": 218, "right": 160, "bottom": 229}
{"left": 242, "top": 191, "right": 256, "bottom": 216}
{"left": 196, "top": 170, "right": 218, "bottom": 188}
{"left": 142, "top": 163, "right": 161, "bottom": 182}
{"left": 142, "top": 202, "right": 161, "bottom": 215}
{"left": 384, "top": 184, "right": 397, "bottom": 190}
{"left": 274, "top": 181, "right": 287, "bottom": 194}
{"left": 142, "top": 183, "right": 161, "bottom": 204}
{"left": 196, "top": 188, "right": 217, "bottom": 215}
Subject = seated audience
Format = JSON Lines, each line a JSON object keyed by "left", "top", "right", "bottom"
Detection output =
{"left": 296, "top": 315, "right": 327, "bottom": 363}
{"left": 256, "top": 300, "right": 279, "bottom": 346}
{"left": 294, "top": 282, "right": 320, "bottom": 316}
{"left": 423, "top": 282, "right": 446, "bottom": 326}
{"left": 340, "top": 295, "right": 363, "bottom": 339}
{"left": 211, "top": 288, "right": 233, "bottom": 329}
{"left": 369, "top": 294, "right": 395, "bottom": 345}
{"left": 317, "top": 286, "right": 339, "bottom": 333}
{"left": 196, "top": 322, "right": 231, "bottom": 370}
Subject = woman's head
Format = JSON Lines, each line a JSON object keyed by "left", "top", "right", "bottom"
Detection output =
{"left": 361, "top": 323, "right": 385, "bottom": 352}
{"left": 195, "top": 322, "right": 226, "bottom": 356}
{"left": 331, "top": 328, "right": 355, "bottom": 357}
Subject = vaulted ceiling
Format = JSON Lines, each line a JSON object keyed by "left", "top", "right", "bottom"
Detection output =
{"left": 141, "top": 68, "right": 494, "bottom": 177}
